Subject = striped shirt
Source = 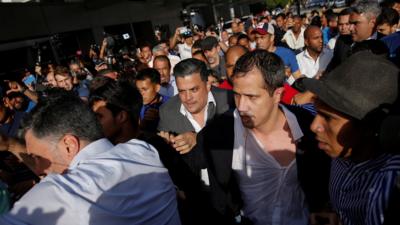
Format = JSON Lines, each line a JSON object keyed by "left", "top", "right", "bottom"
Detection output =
{"left": 330, "top": 154, "right": 400, "bottom": 225}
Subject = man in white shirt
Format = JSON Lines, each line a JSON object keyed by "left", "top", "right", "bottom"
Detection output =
{"left": 296, "top": 26, "right": 333, "bottom": 79}
{"left": 158, "top": 58, "right": 233, "bottom": 154}
{"left": 170, "top": 27, "right": 193, "bottom": 60}
{"left": 153, "top": 55, "right": 178, "bottom": 97}
{"left": 0, "top": 91, "right": 181, "bottom": 225}
{"left": 282, "top": 15, "right": 305, "bottom": 53}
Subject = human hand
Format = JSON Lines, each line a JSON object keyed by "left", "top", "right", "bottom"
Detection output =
{"left": 157, "top": 131, "right": 176, "bottom": 145}
{"left": 5, "top": 80, "right": 23, "bottom": 92}
{"left": 170, "top": 132, "right": 197, "bottom": 154}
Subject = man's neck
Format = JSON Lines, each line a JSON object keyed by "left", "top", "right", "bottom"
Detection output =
{"left": 113, "top": 125, "right": 139, "bottom": 145}
{"left": 191, "top": 107, "right": 207, "bottom": 129}
{"left": 267, "top": 45, "right": 277, "bottom": 53}
{"left": 307, "top": 49, "right": 321, "bottom": 61}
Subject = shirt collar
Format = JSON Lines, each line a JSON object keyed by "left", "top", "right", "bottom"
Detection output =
{"left": 303, "top": 48, "right": 326, "bottom": 60}
{"left": 69, "top": 138, "right": 114, "bottom": 169}
{"left": 179, "top": 91, "right": 216, "bottom": 117}
{"left": 368, "top": 32, "right": 378, "bottom": 40}
{"left": 280, "top": 104, "right": 304, "bottom": 141}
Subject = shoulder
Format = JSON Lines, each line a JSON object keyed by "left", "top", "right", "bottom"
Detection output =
{"left": 159, "top": 95, "right": 181, "bottom": 112}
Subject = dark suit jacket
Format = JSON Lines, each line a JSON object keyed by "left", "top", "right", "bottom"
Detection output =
{"left": 325, "top": 34, "right": 353, "bottom": 73}
{"left": 158, "top": 87, "right": 234, "bottom": 134}
{"left": 183, "top": 105, "right": 332, "bottom": 224}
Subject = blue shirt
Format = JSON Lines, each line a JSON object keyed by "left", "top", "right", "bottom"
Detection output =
{"left": 330, "top": 154, "right": 400, "bottom": 225}
{"left": 0, "top": 138, "right": 181, "bottom": 225}
{"left": 274, "top": 47, "right": 300, "bottom": 73}
{"left": 381, "top": 31, "right": 400, "bottom": 64}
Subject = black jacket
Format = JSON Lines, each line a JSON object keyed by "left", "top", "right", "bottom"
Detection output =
{"left": 183, "top": 105, "right": 331, "bottom": 224}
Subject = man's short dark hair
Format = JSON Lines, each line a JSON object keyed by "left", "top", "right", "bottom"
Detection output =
{"left": 232, "top": 50, "right": 285, "bottom": 95}
{"left": 97, "top": 69, "right": 117, "bottom": 77}
{"left": 54, "top": 66, "right": 70, "bottom": 77}
{"left": 139, "top": 42, "right": 152, "bottom": 51}
{"left": 24, "top": 89, "right": 103, "bottom": 142}
{"left": 153, "top": 55, "right": 171, "bottom": 69}
{"left": 136, "top": 68, "right": 161, "bottom": 84}
{"left": 276, "top": 13, "right": 286, "bottom": 20}
{"left": 339, "top": 7, "right": 355, "bottom": 17}
{"left": 192, "top": 40, "right": 203, "bottom": 50}
{"left": 201, "top": 36, "right": 219, "bottom": 51}
{"left": 377, "top": 8, "right": 399, "bottom": 26}
{"left": 173, "top": 58, "right": 208, "bottom": 82}
{"left": 237, "top": 34, "right": 250, "bottom": 43}
{"left": 89, "top": 80, "right": 142, "bottom": 129}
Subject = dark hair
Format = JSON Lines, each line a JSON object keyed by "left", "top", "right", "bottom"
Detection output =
{"left": 192, "top": 50, "right": 207, "bottom": 59}
{"left": 237, "top": 34, "right": 250, "bottom": 43}
{"left": 311, "top": 10, "right": 319, "bottom": 16}
{"left": 192, "top": 40, "right": 203, "bottom": 50}
{"left": 139, "top": 42, "right": 152, "bottom": 51}
{"left": 54, "top": 66, "right": 70, "bottom": 77}
{"left": 339, "top": 7, "right": 355, "bottom": 17}
{"left": 173, "top": 58, "right": 208, "bottom": 82}
{"left": 310, "top": 16, "right": 322, "bottom": 27}
{"left": 24, "top": 89, "right": 103, "bottom": 142}
{"left": 89, "top": 80, "right": 142, "bottom": 129}
{"left": 136, "top": 68, "right": 161, "bottom": 84}
{"left": 377, "top": 8, "right": 400, "bottom": 26}
{"left": 276, "top": 13, "right": 286, "bottom": 20}
{"left": 97, "top": 69, "right": 118, "bottom": 77}
{"left": 232, "top": 50, "right": 285, "bottom": 95}
{"left": 153, "top": 55, "right": 171, "bottom": 69}
{"left": 326, "top": 12, "right": 338, "bottom": 23}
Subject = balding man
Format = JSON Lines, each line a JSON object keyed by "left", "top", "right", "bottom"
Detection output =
{"left": 219, "top": 45, "right": 248, "bottom": 90}
{"left": 296, "top": 26, "right": 333, "bottom": 79}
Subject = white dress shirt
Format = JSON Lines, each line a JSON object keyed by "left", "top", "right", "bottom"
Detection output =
{"left": 232, "top": 105, "right": 308, "bottom": 225}
{"left": 0, "top": 138, "right": 181, "bottom": 225}
{"left": 282, "top": 28, "right": 305, "bottom": 50}
{"left": 296, "top": 48, "right": 333, "bottom": 78}
{"left": 179, "top": 91, "right": 216, "bottom": 133}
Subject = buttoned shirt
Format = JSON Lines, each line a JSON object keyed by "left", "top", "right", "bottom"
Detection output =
{"left": 159, "top": 75, "right": 178, "bottom": 97}
{"left": 232, "top": 105, "right": 308, "bottom": 225}
{"left": 282, "top": 28, "right": 305, "bottom": 50}
{"left": 296, "top": 48, "right": 333, "bottom": 78}
{"left": 179, "top": 91, "right": 216, "bottom": 133}
{"left": 0, "top": 138, "right": 181, "bottom": 225}
{"left": 330, "top": 154, "right": 400, "bottom": 225}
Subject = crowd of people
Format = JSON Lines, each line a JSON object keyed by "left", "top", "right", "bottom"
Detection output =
{"left": 0, "top": 0, "right": 399, "bottom": 224}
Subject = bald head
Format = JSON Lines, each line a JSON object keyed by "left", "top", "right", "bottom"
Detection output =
{"left": 225, "top": 45, "right": 248, "bottom": 79}
{"left": 304, "top": 25, "right": 321, "bottom": 40}
{"left": 304, "top": 26, "right": 323, "bottom": 54}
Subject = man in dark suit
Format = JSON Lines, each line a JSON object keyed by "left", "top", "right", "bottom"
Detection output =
{"left": 182, "top": 50, "right": 331, "bottom": 225}
{"left": 158, "top": 58, "right": 234, "bottom": 154}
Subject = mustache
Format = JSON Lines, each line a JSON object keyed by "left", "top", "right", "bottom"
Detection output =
{"left": 238, "top": 111, "right": 253, "bottom": 117}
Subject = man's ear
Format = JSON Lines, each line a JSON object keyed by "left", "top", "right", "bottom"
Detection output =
{"left": 273, "top": 87, "right": 284, "bottom": 103}
{"left": 116, "top": 110, "right": 129, "bottom": 124}
{"left": 61, "top": 134, "right": 80, "bottom": 160}
{"left": 156, "top": 84, "right": 161, "bottom": 93}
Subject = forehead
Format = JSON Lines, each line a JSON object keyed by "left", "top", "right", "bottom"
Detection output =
{"left": 136, "top": 78, "right": 157, "bottom": 88}
{"left": 338, "top": 14, "right": 350, "bottom": 22}
{"left": 55, "top": 74, "right": 71, "bottom": 81}
{"left": 176, "top": 73, "right": 204, "bottom": 89}
{"left": 232, "top": 68, "right": 267, "bottom": 92}
{"left": 154, "top": 59, "right": 169, "bottom": 68}
{"left": 308, "top": 28, "right": 322, "bottom": 37}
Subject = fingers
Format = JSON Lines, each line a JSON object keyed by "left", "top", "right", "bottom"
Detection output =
{"left": 170, "top": 132, "right": 196, "bottom": 154}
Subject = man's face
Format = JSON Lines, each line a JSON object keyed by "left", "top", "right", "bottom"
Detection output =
{"left": 293, "top": 18, "right": 302, "bottom": 33}
{"left": 176, "top": 73, "right": 210, "bottom": 115}
{"left": 184, "top": 36, "right": 193, "bottom": 45}
{"left": 350, "top": 12, "right": 376, "bottom": 42}
{"left": 46, "top": 72, "right": 57, "bottom": 87}
{"left": 276, "top": 16, "right": 285, "bottom": 28}
{"left": 25, "top": 129, "right": 71, "bottom": 175}
{"left": 204, "top": 46, "right": 219, "bottom": 65}
{"left": 159, "top": 43, "right": 169, "bottom": 55}
{"left": 8, "top": 96, "right": 24, "bottom": 111}
{"left": 226, "top": 50, "right": 246, "bottom": 79}
{"left": 141, "top": 47, "right": 152, "bottom": 62}
{"left": 154, "top": 59, "right": 171, "bottom": 84}
{"left": 135, "top": 78, "right": 160, "bottom": 105}
{"left": 255, "top": 34, "right": 274, "bottom": 50}
{"left": 338, "top": 15, "right": 351, "bottom": 35}
{"left": 232, "top": 68, "right": 281, "bottom": 129}
{"left": 55, "top": 74, "right": 73, "bottom": 91}
{"left": 69, "top": 64, "right": 81, "bottom": 73}
{"left": 377, "top": 23, "right": 395, "bottom": 36}
{"left": 310, "top": 101, "right": 356, "bottom": 158}
{"left": 231, "top": 22, "right": 239, "bottom": 33}
{"left": 91, "top": 100, "right": 120, "bottom": 142}
{"left": 306, "top": 28, "right": 323, "bottom": 53}
{"left": 238, "top": 38, "right": 250, "bottom": 50}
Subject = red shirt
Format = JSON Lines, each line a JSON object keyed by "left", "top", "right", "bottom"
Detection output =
{"left": 281, "top": 83, "right": 298, "bottom": 104}
{"left": 219, "top": 80, "right": 233, "bottom": 90}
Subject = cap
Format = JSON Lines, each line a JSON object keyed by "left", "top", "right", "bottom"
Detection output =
{"left": 302, "top": 51, "right": 399, "bottom": 120}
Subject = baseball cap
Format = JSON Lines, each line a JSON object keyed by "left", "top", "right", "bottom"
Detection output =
{"left": 251, "top": 24, "right": 274, "bottom": 35}
{"left": 302, "top": 51, "right": 399, "bottom": 120}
